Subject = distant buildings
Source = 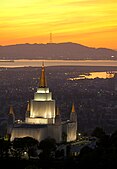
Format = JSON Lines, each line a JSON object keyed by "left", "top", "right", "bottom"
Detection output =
{"left": 113, "top": 73, "right": 117, "bottom": 91}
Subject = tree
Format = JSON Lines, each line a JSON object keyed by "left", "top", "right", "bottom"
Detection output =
{"left": 12, "top": 137, "right": 39, "bottom": 159}
{"left": 91, "top": 127, "right": 109, "bottom": 148}
{"left": 0, "top": 138, "right": 11, "bottom": 158}
{"left": 91, "top": 127, "right": 106, "bottom": 139}
{"left": 38, "top": 137, "right": 56, "bottom": 160}
{"left": 110, "top": 130, "right": 117, "bottom": 147}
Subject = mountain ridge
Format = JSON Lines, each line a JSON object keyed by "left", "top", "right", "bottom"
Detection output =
{"left": 0, "top": 42, "right": 117, "bottom": 60}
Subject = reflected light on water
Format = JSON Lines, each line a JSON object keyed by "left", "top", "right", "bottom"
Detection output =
{"left": 68, "top": 71, "right": 115, "bottom": 80}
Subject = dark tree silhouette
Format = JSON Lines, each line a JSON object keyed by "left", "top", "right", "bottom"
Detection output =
{"left": 38, "top": 137, "right": 56, "bottom": 160}
{"left": 12, "top": 137, "right": 39, "bottom": 159}
{"left": 91, "top": 127, "right": 106, "bottom": 139}
{"left": 0, "top": 138, "right": 11, "bottom": 159}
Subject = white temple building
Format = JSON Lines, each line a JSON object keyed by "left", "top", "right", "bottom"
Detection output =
{"left": 10, "top": 63, "right": 77, "bottom": 143}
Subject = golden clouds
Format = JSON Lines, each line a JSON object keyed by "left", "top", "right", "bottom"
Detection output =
{"left": 0, "top": 0, "right": 117, "bottom": 49}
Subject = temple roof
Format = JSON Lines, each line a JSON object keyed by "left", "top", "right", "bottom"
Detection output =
{"left": 14, "top": 123, "right": 47, "bottom": 128}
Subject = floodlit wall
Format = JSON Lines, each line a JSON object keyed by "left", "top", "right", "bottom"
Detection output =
{"left": 48, "top": 124, "right": 62, "bottom": 143}
{"left": 10, "top": 127, "right": 48, "bottom": 142}
{"left": 67, "top": 122, "right": 77, "bottom": 142}
{"left": 62, "top": 122, "right": 77, "bottom": 142}
{"left": 25, "top": 117, "right": 48, "bottom": 124}
{"left": 30, "top": 100, "right": 55, "bottom": 120}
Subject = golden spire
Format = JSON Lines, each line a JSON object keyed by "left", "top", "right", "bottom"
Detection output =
{"left": 55, "top": 107, "right": 61, "bottom": 125}
{"left": 56, "top": 107, "right": 60, "bottom": 116}
{"left": 9, "top": 105, "right": 14, "bottom": 115}
{"left": 27, "top": 101, "right": 30, "bottom": 112}
{"left": 71, "top": 102, "right": 75, "bottom": 113}
{"left": 39, "top": 62, "right": 47, "bottom": 88}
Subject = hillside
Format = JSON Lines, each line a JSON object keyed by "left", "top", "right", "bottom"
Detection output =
{"left": 0, "top": 42, "right": 117, "bottom": 60}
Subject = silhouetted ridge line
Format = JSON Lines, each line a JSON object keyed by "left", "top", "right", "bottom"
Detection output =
{"left": 0, "top": 42, "right": 116, "bottom": 60}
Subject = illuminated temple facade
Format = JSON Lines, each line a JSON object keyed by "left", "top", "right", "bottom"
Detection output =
{"left": 10, "top": 64, "right": 77, "bottom": 143}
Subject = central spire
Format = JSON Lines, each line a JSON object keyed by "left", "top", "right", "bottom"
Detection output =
{"left": 39, "top": 62, "right": 47, "bottom": 88}
{"left": 71, "top": 102, "right": 75, "bottom": 113}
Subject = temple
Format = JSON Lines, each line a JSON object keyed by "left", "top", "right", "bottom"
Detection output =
{"left": 26, "top": 62, "right": 55, "bottom": 124}
{"left": 9, "top": 63, "right": 77, "bottom": 143}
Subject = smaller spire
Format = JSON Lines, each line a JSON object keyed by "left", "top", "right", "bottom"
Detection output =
{"left": 70, "top": 102, "right": 77, "bottom": 122}
{"left": 55, "top": 107, "right": 61, "bottom": 125}
{"left": 39, "top": 62, "right": 47, "bottom": 88}
{"left": 8, "top": 105, "right": 15, "bottom": 125}
{"left": 71, "top": 102, "right": 75, "bottom": 113}
{"left": 26, "top": 101, "right": 30, "bottom": 118}
{"left": 26, "top": 101, "right": 30, "bottom": 112}
{"left": 9, "top": 105, "right": 14, "bottom": 115}
{"left": 56, "top": 107, "right": 60, "bottom": 116}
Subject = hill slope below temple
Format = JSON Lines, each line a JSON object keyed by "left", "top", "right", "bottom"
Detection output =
{"left": 0, "top": 42, "right": 117, "bottom": 60}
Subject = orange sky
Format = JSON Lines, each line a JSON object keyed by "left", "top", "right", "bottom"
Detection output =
{"left": 0, "top": 0, "right": 117, "bottom": 49}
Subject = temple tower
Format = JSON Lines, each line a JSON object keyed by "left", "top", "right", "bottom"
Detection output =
{"left": 26, "top": 63, "right": 55, "bottom": 124}
{"left": 8, "top": 105, "right": 15, "bottom": 125}
{"left": 7, "top": 105, "right": 15, "bottom": 135}
{"left": 55, "top": 107, "right": 61, "bottom": 125}
{"left": 70, "top": 102, "right": 77, "bottom": 122}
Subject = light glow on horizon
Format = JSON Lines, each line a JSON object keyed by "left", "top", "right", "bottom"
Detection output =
{"left": 0, "top": 0, "right": 117, "bottom": 49}
{"left": 68, "top": 71, "right": 115, "bottom": 80}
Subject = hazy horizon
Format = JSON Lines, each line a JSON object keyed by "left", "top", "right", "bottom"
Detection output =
{"left": 1, "top": 59, "right": 117, "bottom": 68}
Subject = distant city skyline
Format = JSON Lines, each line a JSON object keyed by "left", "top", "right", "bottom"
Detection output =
{"left": 0, "top": 0, "right": 117, "bottom": 49}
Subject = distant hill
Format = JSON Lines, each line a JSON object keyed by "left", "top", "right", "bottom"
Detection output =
{"left": 0, "top": 42, "right": 117, "bottom": 60}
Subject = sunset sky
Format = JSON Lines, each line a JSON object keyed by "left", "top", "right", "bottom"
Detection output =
{"left": 0, "top": 0, "right": 117, "bottom": 49}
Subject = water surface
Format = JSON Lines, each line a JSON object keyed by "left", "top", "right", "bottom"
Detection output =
{"left": 0, "top": 59, "right": 117, "bottom": 67}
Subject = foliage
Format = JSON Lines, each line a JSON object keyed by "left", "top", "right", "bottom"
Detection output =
{"left": 91, "top": 127, "right": 106, "bottom": 139}
{"left": 12, "top": 137, "right": 39, "bottom": 159}
{"left": 38, "top": 137, "right": 56, "bottom": 160}
{"left": 0, "top": 138, "right": 11, "bottom": 158}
